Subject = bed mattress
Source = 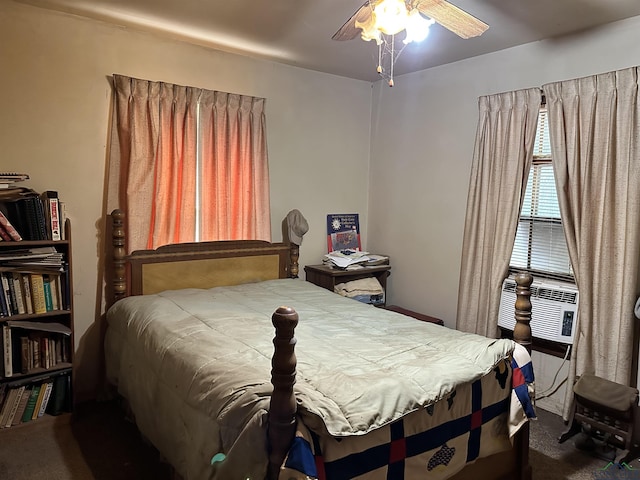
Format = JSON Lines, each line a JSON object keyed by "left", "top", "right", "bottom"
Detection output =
{"left": 104, "top": 278, "right": 526, "bottom": 479}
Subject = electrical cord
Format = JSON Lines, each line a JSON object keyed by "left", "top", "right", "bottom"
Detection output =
{"left": 535, "top": 344, "right": 571, "bottom": 402}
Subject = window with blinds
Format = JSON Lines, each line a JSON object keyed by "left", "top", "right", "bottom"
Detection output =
{"left": 509, "top": 108, "right": 574, "bottom": 281}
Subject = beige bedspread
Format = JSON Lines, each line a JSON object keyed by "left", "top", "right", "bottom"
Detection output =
{"left": 105, "top": 278, "right": 516, "bottom": 479}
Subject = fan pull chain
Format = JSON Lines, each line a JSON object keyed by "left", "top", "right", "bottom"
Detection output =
{"left": 389, "top": 34, "right": 395, "bottom": 87}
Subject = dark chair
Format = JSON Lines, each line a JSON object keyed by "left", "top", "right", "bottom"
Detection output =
{"left": 559, "top": 373, "right": 639, "bottom": 463}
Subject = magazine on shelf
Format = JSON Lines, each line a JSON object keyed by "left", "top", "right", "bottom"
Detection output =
{"left": 326, "top": 214, "right": 361, "bottom": 252}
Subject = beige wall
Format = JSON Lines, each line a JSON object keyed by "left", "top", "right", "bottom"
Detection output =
{"left": 0, "top": 1, "right": 373, "bottom": 401}
{"left": 368, "top": 15, "right": 640, "bottom": 414}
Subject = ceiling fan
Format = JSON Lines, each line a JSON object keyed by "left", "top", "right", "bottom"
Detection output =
{"left": 332, "top": 0, "right": 489, "bottom": 42}
{"left": 332, "top": 0, "right": 488, "bottom": 86}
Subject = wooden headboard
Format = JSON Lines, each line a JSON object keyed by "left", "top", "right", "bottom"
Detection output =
{"left": 106, "top": 209, "right": 300, "bottom": 307}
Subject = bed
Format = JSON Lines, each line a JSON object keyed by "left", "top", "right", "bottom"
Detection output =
{"left": 104, "top": 209, "right": 535, "bottom": 480}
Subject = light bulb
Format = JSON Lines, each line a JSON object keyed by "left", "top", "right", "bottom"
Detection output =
{"left": 403, "top": 9, "right": 435, "bottom": 44}
{"left": 373, "top": 0, "right": 408, "bottom": 36}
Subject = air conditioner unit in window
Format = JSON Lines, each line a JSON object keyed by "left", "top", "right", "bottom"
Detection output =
{"left": 497, "top": 276, "right": 578, "bottom": 344}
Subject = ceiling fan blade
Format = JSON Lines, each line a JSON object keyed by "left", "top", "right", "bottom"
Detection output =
{"left": 332, "top": 1, "right": 375, "bottom": 41}
{"left": 415, "top": 0, "right": 489, "bottom": 39}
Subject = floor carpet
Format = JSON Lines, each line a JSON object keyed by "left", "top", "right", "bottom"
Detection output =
{"left": 0, "top": 400, "right": 172, "bottom": 480}
{"left": 0, "top": 400, "right": 638, "bottom": 479}
{"left": 530, "top": 407, "right": 640, "bottom": 479}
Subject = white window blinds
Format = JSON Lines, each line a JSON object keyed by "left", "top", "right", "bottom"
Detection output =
{"left": 510, "top": 109, "right": 573, "bottom": 280}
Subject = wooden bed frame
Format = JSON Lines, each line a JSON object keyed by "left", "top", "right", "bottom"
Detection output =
{"left": 106, "top": 209, "right": 534, "bottom": 480}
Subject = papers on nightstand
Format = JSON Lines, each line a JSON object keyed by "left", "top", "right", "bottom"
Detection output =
{"left": 323, "top": 250, "right": 370, "bottom": 269}
{"left": 323, "top": 250, "right": 389, "bottom": 269}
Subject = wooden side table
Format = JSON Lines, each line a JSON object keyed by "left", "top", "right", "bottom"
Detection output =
{"left": 304, "top": 264, "right": 391, "bottom": 306}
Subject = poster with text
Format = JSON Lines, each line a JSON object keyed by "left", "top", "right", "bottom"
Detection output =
{"left": 327, "top": 214, "right": 361, "bottom": 252}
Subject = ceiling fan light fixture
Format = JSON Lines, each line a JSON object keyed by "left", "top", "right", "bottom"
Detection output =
{"left": 403, "top": 9, "right": 435, "bottom": 44}
{"left": 373, "top": 0, "right": 408, "bottom": 35}
{"left": 333, "top": 0, "right": 488, "bottom": 86}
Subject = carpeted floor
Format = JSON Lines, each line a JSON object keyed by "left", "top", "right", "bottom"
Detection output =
{"left": 530, "top": 408, "right": 640, "bottom": 479}
{"left": 0, "top": 400, "right": 172, "bottom": 480}
{"left": 0, "top": 401, "right": 638, "bottom": 479}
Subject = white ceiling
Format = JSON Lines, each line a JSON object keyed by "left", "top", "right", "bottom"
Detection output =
{"left": 15, "top": 0, "right": 640, "bottom": 82}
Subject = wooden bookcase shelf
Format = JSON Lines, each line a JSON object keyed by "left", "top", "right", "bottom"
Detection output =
{"left": 0, "top": 219, "right": 74, "bottom": 429}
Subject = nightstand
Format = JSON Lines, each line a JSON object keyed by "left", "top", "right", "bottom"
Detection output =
{"left": 304, "top": 264, "right": 391, "bottom": 306}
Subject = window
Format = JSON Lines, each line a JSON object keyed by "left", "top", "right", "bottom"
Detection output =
{"left": 509, "top": 108, "right": 573, "bottom": 281}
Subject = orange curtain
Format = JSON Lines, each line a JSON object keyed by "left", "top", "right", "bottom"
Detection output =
{"left": 107, "top": 75, "right": 271, "bottom": 253}
{"left": 199, "top": 91, "right": 271, "bottom": 241}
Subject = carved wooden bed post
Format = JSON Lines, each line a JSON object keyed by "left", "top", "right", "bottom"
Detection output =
{"left": 110, "top": 209, "right": 127, "bottom": 307}
{"left": 288, "top": 244, "right": 300, "bottom": 278}
{"left": 267, "top": 306, "right": 299, "bottom": 480}
{"left": 512, "top": 271, "right": 533, "bottom": 480}
{"left": 513, "top": 272, "right": 533, "bottom": 354}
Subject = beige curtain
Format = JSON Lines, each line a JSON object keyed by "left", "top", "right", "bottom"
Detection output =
{"left": 107, "top": 75, "right": 271, "bottom": 253}
{"left": 456, "top": 88, "right": 541, "bottom": 337}
{"left": 543, "top": 67, "right": 640, "bottom": 419}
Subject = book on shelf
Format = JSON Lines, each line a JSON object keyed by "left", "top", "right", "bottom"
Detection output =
{"left": 11, "top": 272, "right": 26, "bottom": 315}
{"left": 0, "top": 387, "right": 18, "bottom": 427}
{"left": 46, "top": 373, "right": 71, "bottom": 416}
{"left": 58, "top": 201, "right": 67, "bottom": 240}
{"left": 36, "top": 380, "right": 53, "bottom": 418}
{"left": 31, "top": 380, "right": 51, "bottom": 420}
{"left": 19, "top": 336, "right": 29, "bottom": 374}
{"left": 20, "top": 383, "right": 41, "bottom": 423}
{"left": 33, "top": 197, "right": 48, "bottom": 241}
{"left": 11, "top": 385, "right": 31, "bottom": 426}
{"left": 40, "top": 191, "right": 61, "bottom": 241}
{"left": 2, "top": 323, "right": 11, "bottom": 377}
{"left": 5, "top": 273, "right": 19, "bottom": 315}
{"left": 29, "top": 273, "right": 47, "bottom": 315}
{"left": 0, "top": 277, "right": 10, "bottom": 317}
{"left": 42, "top": 275, "right": 54, "bottom": 312}
{"left": 50, "top": 274, "right": 61, "bottom": 310}
{"left": 4, "top": 385, "right": 26, "bottom": 427}
{"left": 20, "top": 273, "right": 33, "bottom": 315}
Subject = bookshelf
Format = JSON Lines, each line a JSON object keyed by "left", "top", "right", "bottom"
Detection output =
{"left": 0, "top": 218, "right": 74, "bottom": 429}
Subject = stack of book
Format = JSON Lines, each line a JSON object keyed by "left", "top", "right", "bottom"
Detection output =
{"left": 0, "top": 247, "right": 69, "bottom": 318}
{"left": 0, "top": 371, "right": 71, "bottom": 428}
{"left": 2, "top": 321, "right": 71, "bottom": 377}
{"left": 0, "top": 188, "right": 65, "bottom": 242}
{"left": 0, "top": 173, "right": 29, "bottom": 191}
